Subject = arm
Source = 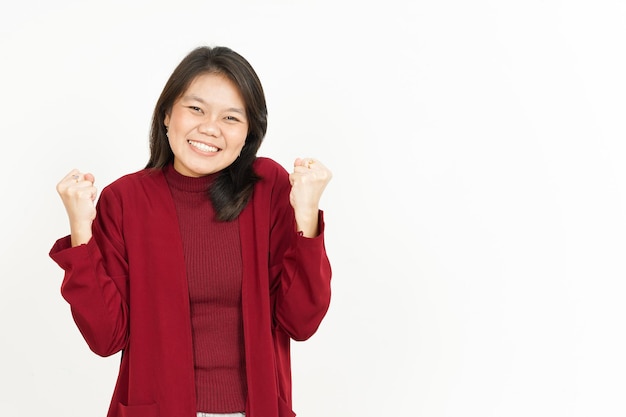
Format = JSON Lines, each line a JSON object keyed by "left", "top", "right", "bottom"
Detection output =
{"left": 271, "top": 158, "right": 333, "bottom": 341}
{"left": 273, "top": 214, "right": 332, "bottom": 341}
{"left": 50, "top": 180, "right": 130, "bottom": 357}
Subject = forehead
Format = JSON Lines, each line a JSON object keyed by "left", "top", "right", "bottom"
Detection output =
{"left": 183, "top": 72, "right": 244, "bottom": 103}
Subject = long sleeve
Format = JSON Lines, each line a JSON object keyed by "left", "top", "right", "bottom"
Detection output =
{"left": 49, "top": 162, "right": 331, "bottom": 417}
{"left": 274, "top": 216, "right": 332, "bottom": 341}
{"left": 49, "top": 169, "right": 200, "bottom": 417}
{"left": 266, "top": 162, "right": 332, "bottom": 341}
{"left": 49, "top": 186, "right": 130, "bottom": 357}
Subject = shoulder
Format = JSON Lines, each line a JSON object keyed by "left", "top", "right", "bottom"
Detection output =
{"left": 101, "top": 168, "right": 165, "bottom": 197}
{"left": 251, "top": 158, "right": 292, "bottom": 205}
{"left": 254, "top": 157, "right": 289, "bottom": 182}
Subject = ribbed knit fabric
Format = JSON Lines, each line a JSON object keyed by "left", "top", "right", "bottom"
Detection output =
{"left": 164, "top": 164, "right": 247, "bottom": 413}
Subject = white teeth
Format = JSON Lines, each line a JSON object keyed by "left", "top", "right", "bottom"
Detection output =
{"left": 188, "top": 140, "right": 218, "bottom": 152}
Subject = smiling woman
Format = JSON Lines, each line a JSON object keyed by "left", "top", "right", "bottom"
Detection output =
{"left": 165, "top": 73, "right": 249, "bottom": 178}
{"left": 49, "top": 46, "right": 333, "bottom": 417}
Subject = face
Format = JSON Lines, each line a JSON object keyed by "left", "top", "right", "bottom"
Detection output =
{"left": 164, "top": 73, "right": 249, "bottom": 177}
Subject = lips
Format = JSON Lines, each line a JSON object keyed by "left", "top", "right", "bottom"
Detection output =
{"left": 187, "top": 140, "right": 220, "bottom": 153}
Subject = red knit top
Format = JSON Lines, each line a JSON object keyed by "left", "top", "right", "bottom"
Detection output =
{"left": 164, "top": 164, "right": 247, "bottom": 413}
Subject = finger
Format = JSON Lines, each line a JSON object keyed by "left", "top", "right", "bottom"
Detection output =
{"left": 67, "top": 171, "right": 95, "bottom": 186}
{"left": 84, "top": 173, "right": 95, "bottom": 184}
{"left": 64, "top": 168, "right": 80, "bottom": 179}
{"left": 293, "top": 158, "right": 317, "bottom": 175}
{"left": 64, "top": 170, "right": 83, "bottom": 185}
{"left": 60, "top": 169, "right": 79, "bottom": 185}
{"left": 294, "top": 157, "right": 316, "bottom": 168}
{"left": 75, "top": 173, "right": 95, "bottom": 187}
{"left": 58, "top": 169, "right": 78, "bottom": 193}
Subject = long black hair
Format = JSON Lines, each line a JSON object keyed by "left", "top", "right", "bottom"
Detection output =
{"left": 146, "top": 46, "right": 268, "bottom": 221}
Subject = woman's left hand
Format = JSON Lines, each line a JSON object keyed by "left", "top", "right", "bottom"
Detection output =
{"left": 289, "top": 158, "right": 332, "bottom": 237}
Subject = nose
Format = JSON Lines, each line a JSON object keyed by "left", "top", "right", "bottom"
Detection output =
{"left": 198, "top": 118, "right": 220, "bottom": 136}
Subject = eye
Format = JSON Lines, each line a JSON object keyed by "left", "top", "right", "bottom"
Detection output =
{"left": 225, "top": 115, "right": 241, "bottom": 122}
{"left": 188, "top": 106, "right": 203, "bottom": 113}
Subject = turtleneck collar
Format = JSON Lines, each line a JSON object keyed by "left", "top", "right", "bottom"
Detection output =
{"left": 163, "top": 163, "right": 220, "bottom": 193}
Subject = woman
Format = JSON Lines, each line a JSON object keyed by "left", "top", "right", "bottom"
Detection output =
{"left": 50, "top": 46, "right": 332, "bottom": 417}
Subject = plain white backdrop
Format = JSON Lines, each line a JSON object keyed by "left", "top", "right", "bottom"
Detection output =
{"left": 1, "top": 1, "right": 626, "bottom": 416}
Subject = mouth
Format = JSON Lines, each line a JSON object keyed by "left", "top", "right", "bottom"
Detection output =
{"left": 188, "top": 140, "right": 220, "bottom": 153}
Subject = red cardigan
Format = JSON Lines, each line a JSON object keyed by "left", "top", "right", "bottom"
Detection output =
{"left": 49, "top": 157, "right": 332, "bottom": 417}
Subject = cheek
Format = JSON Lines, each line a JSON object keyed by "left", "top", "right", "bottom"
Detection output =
{"left": 231, "top": 129, "right": 248, "bottom": 151}
{"left": 167, "top": 132, "right": 184, "bottom": 155}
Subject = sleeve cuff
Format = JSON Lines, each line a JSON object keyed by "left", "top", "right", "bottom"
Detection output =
{"left": 296, "top": 210, "right": 327, "bottom": 246}
{"left": 49, "top": 235, "right": 95, "bottom": 269}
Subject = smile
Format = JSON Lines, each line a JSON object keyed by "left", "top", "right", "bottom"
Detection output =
{"left": 188, "top": 140, "right": 219, "bottom": 152}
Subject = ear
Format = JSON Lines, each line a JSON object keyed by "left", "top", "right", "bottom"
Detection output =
{"left": 164, "top": 113, "right": 170, "bottom": 127}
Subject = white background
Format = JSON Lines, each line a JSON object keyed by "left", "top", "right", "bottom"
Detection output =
{"left": 1, "top": 1, "right": 626, "bottom": 416}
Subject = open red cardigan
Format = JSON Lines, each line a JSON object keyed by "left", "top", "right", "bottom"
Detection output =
{"left": 49, "top": 157, "right": 332, "bottom": 417}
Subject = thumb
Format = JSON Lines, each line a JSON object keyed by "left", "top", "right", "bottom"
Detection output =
{"left": 84, "top": 173, "right": 95, "bottom": 183}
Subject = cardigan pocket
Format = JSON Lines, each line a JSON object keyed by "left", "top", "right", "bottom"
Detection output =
{"left": 278, "top": 397, "right": 296, "bottom": 417}
{"left": 118, "top": 402, "right": 159, "bottom": 417}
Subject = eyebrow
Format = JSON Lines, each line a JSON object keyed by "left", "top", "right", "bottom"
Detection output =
{"left": 183, "top": 94, "right": 246, "bottom": 115}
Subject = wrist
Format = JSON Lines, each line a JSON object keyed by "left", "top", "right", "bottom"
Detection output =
{"left": 295, "top": 212, "right": 319, "bottom": 238}
{"left": 69, "top": 221, "right": 93, "bottom": 247}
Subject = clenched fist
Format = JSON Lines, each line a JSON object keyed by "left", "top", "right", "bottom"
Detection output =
{"left": 56, "top": 169, "right": 97, "bottom": 247}
{"left": 289, "top": 158, "right": 332, "bottom": 238}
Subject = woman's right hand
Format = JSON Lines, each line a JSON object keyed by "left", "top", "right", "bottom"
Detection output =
{"left": 56, "top": 169, "right": 97, "bottom": 246}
